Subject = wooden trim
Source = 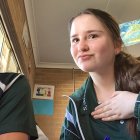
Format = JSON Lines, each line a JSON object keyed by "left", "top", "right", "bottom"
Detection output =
{"left": 0, "top": 0, "right": 27, "bottom": 75}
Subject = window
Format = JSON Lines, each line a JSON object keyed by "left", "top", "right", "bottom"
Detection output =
{"left": 120, "top": 19, "right": 140, "bottom": 46}
{"left": 0, "top": 15, "right": 21, "bottom": 73}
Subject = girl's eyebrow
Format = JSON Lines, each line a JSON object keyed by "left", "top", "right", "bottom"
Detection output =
{"left": 86, "top": 30, "right": 103, "bottom": 33}
{"left": 70, "top": 30, "right": 103, "bottom": 38}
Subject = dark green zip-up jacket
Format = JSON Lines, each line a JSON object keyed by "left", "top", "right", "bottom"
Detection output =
{"left": 60, "top": 77, "right": 140, "bottom": 140}
{"left": 0, "top": 72, "right": 38, "bottom": 139}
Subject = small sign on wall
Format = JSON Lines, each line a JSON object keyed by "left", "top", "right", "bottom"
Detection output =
{"left": 33, "top": 84, "right": 55, "bottom": 100}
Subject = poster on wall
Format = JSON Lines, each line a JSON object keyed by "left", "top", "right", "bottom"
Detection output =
{"left": 33, "top": 84, "right": 55, "bottom": 100}
{"left": 32, "top": 99, "right": 54, "bottom": 115}
{"left": 120, "top": 19, "right": 140, "bottom": 46}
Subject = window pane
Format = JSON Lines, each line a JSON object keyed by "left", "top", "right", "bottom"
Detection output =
{"left": 0, "top": 15, "right": 21, "bottom": 72}
{"left": 0, "top": 39, "right": 10, "bottom": 72}
{"left": 120, "top": 19, "right": 140, "bottom": 46}
{"left": 7, "top": 51, "right": 18, "bottom": 72}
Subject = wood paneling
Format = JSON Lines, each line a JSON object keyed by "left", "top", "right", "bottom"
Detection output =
{"left": 35, "top": 68, "right": 88, "bottom": 140}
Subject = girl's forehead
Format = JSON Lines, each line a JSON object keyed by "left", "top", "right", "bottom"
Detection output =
{"left": 73, "top": 14, "right": 100, "bottom": 23}
{"left": 71, "top": 14, "right": 106, "bottom": 30}
{"left": 70, "top": 14, "right": 107, "bottom": 35}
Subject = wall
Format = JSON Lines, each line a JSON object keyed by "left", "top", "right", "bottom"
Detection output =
{"left": 124, "top": 44, "right": 140, "bottom": 57}
{"left": 35, "top": 68, "right": 88, "bottom": 140}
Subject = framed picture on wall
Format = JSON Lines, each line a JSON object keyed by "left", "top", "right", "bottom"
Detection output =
{"left": 33, "top": 84, "right": 55, "bottom": 100}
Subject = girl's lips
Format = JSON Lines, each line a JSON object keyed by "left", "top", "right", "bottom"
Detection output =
{"left": 78, "top": 54, "right": 93, "bottom": 61}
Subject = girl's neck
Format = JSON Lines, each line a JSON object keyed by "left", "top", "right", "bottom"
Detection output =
{"left": 89, "top": 69, "right": 116, "bottom": 103}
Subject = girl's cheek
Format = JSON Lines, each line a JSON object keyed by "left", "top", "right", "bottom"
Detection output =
{"left": 70, "top": 47, "right": 75, "bottom": 58}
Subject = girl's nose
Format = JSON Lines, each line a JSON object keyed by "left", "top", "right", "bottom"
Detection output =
{"left": 78, "top": 40, "right": 89, "bottom": 52}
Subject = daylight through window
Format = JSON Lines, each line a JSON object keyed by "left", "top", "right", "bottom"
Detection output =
{"left": 0, "top": 15, "right": 21, "bottom": 72}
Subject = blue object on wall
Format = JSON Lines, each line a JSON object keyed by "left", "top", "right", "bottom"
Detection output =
{"left": 120, "top": 19, "right": 140, "bottom": 46}
{"left": 32, "top": 99, "right": 54, "bottom": 115}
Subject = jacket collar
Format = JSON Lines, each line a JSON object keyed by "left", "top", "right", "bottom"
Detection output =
{"left": 80, "top": 76, "right": 98, "bottom": 115}
{"left": 0, "top": 73, "right": 21, "bottom": 98}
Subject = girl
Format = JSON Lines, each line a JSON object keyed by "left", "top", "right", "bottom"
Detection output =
{"left": 60, "top": 8, "right": 140, "bottom": 140}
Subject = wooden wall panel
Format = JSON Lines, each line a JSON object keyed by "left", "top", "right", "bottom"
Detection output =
{"left": 35, "top": 68, "right": 88, "bottom": 140}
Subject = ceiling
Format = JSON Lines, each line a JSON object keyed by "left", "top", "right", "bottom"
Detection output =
{"left": 24, "top": 0, "right": 140, "bottom": 69}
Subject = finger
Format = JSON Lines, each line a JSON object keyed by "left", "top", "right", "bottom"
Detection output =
{"left": 93, "top": 109, "right": 114, "bottom": 119}
{"left": 102, "top": 114, "right": 120, "bottom": 121}
{"left": 92, "top": 105, "right": 112, "bottom": 116}
{"left": 110, "top": 93, "right": 118, "bottom": 98}
{"left": 91, "top": 108, "right": 103, "bottom": 116}
{"left": 93, "top": 112, "right": 107, "bottom": 119}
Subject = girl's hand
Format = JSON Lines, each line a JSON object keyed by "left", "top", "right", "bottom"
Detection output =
{"left": 91, "top": 91, "right": 138, "bottom": 121}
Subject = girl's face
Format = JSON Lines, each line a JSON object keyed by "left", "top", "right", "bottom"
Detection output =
{"left": 70, "top": 14, "right": 121, "bottom": 73}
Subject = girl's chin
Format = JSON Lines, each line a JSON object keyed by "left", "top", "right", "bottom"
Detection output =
{"left": 79, "top": 65, "right": 92, "bottom": 72}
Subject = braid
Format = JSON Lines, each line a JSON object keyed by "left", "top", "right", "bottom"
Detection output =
{"left": 115, "top": 51, "right": 140, "bottom": 135}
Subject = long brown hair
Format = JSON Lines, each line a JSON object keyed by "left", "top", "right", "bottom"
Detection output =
{"left": 69, "top": 8, "right": 140, "bottom": 136}
{"left": 115, "top": 51, "right": 140, "bottom": 136}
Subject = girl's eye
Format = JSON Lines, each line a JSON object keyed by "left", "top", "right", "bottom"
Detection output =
{"left": 71, "top": 38, "right": 79, "bottom": 43}
{"left": 88, "top": 34, "right": 98, "bottom": 39}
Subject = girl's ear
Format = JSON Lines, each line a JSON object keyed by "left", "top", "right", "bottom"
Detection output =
{"left": 115, "top": 39, "right": 122, "bottom": 54}
{"left": 115, "top": 46, "right": 121, "bottom": 55}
